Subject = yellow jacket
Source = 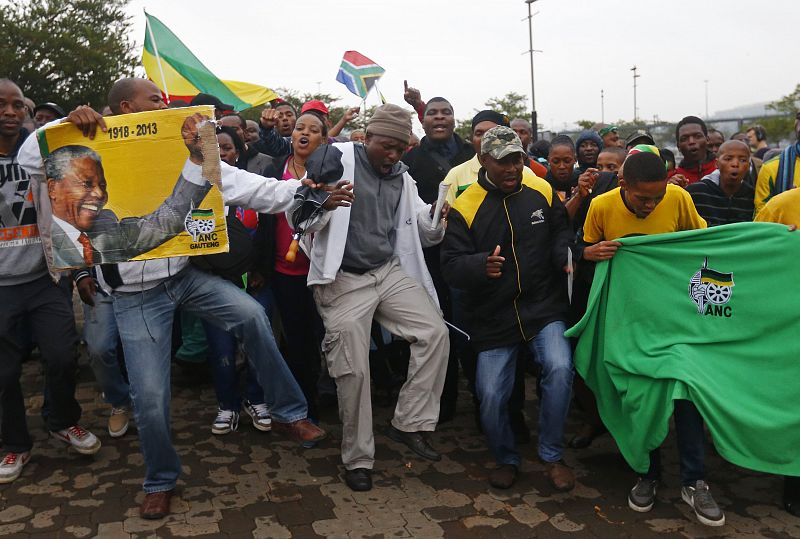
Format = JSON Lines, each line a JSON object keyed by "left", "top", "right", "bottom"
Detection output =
{"left": 754, "top": 155, "right": 800, "bottom": 217}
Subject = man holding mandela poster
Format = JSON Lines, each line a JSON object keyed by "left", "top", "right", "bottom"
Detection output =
{"left": 40, "top": 110, "right": 220, "bottom": 269}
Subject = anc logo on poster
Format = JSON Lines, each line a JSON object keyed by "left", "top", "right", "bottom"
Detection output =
{"left": 688, "top": 257, "right": 735, "bottom": 317}
{"left": 34, "top": 105, "right": 228, "bottom": 271}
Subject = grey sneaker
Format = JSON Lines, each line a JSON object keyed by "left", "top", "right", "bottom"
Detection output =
{"left": 628, "top": 478, "right": 658, "bottom": 512}
{"left": 681, "top": 480, "right": 725, "bottom": 526}
{"left": 243, "top": 400, "right": 272, "bottom": 432}
{"left": 211, "top": 409, "right": 239, "bottom": 435}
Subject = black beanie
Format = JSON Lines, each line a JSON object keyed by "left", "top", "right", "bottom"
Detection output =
{"left": 471, "top": 110, "right": 510, "bottom": 131}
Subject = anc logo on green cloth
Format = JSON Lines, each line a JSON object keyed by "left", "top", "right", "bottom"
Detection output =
{"left": 688, "top": 257, "right": 734, "bottom": 317}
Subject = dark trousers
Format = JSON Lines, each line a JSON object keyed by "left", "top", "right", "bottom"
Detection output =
{"left": 0, "top": 275, "right": 81, "bottom": 452}
{"left": 271, "top": 272, "right": 323, "bottom": 420}
{"left": 644, "top": 399, "right": 705, "bottom": 486}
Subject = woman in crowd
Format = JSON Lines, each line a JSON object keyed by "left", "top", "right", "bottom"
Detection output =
{"left": 263, "top": 111, "right": 330, "bottom": 422}
{"left": 200, "top": 126, "right": 274, "bottom": 435}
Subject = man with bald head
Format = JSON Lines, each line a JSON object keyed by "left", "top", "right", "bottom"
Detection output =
{"left": 510, "top": 118, "right": 533, "bottom": 155}
{"left": 0, "top": 79, "right": 102, "bottom": 486}
{"left": 687, "top": 140, "right": 755, "bottom": 227}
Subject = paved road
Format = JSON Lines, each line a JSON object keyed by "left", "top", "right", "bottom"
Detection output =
{"left": 1, "top": 350, "right": 797, "bottom": 539}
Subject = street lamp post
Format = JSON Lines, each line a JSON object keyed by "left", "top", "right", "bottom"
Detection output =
{"left": 631, "top": 65, "right": 640, "bottom": 122}
{"left": 525, "top": 0, "right": 538, "bottom": 141}
{"left": 601, "top": 89, "right": 605, "bottom": 123}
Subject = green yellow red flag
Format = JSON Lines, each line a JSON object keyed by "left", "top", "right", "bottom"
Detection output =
{"left": 142, "top": 12, "right": 276, "bottom": 110}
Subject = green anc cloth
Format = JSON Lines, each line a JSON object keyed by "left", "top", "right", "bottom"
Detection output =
{"left": 566, "top": 222, "right": 800, "bottom": 475}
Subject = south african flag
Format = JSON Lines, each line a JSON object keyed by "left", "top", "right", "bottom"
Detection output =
{"left": 336, "top": 51, "right": 385, "bottom": 99}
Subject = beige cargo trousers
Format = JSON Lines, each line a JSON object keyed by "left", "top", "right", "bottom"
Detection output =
{"left": 312, "top": 258, "right": 450, "bottom": 470}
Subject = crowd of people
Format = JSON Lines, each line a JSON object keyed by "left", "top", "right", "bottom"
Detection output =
{"left": 1, "top": 73, "right": 799, "bottom": 527}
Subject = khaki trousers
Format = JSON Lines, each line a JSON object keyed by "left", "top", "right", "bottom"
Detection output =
{"left": 313, "top": 259, "right": 449, "bottom": 470}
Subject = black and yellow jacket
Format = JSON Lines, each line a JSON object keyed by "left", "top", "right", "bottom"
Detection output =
{"left": 441, "top": 169, "right": 572, "bottom": 351}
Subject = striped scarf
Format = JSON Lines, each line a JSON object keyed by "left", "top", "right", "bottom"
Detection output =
{"left": 775, "top": 141, "right": 800, "bottom": 194}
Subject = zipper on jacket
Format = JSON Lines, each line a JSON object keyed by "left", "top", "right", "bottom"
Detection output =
{"left": 503, "top": 194, "right": 528, "bottom": 341}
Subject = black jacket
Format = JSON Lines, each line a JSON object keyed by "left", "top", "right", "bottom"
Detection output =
{"left": 402, "top": 134, "right": 474, "bottom": 203}
{"left": 686, "top": 176, "right": 755, "bottom": 227}
{"left": 441, "top": 170, "right": 572, "bottom": 350}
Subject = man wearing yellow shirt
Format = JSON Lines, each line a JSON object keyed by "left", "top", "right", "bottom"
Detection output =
{"left": 443, "top": 111, "right": 546, "bottom": 206}
{"left": 581, "top": 150, "right": 724, "bottom": 527}
{"left": 753, "top": 188, "right": 800, "bottom": 518}
{"left": 753, "top": 111, "right": 800, "bottom": 216}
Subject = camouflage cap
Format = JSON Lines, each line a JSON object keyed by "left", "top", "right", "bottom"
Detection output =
{"left": 480, "top": 126, "right": 526, "bottom": 159}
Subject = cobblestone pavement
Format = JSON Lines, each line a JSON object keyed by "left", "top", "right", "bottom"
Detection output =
{"left": 2, "top": 349, "right": 798, "bottom": 539}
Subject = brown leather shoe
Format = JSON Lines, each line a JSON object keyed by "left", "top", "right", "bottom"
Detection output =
{"left": 544, "top": 461, "right": 575, "bottom": 492}
{"left": 489, "top": 464, "right": 518, "bottom": 489}
{"left": 272, "top": 419, "right": 327, "bottom": 444}
{"left": 139, "top": 489, "right": 174, "bottom": 520}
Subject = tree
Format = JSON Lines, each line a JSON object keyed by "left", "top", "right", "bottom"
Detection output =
{"left": 453, "top": 92, "right": 531, "bottom": 140}
{"left": 755, "top": 84, "right": 800, "bottom": 143}
{"left": 484, "top": 92, "right": 530, "bottom": 121}
{"left": 0, "top": 0, "right": 137, "bottom": 111}
{"left": 240, "top": 87, "right": 375, "bottom": 136}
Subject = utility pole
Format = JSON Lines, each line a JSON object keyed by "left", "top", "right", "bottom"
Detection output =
{"left": 704, "top": 79, "right": 709, "bottom": 119}
{"left": 601, "top": 89, "right": 605, "bottom": 123}
{"left": 525, "top": 0, "right": 539, "bottom": 140}
{"left": 631, "top": 66, "right": 640, "bottom": 122}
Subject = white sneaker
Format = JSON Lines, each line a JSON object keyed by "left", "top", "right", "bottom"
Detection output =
{"left": 211, "top": 409, "right": 239, "bottom": 435}
{"left": 50, "top": 425, "right": 101, "bottom": 455}
{"left": 243, "top": 400, "right": 272, "bottom": 432}
{"left": 0, "top": 452, "right": 31, "bottom": 484}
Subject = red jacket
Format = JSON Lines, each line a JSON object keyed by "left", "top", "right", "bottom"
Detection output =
{"left": 670, "top": 153, "right": 717, "bottom": 184}
{"left": 526, "top": 157, "right": 548, "bottom": 179}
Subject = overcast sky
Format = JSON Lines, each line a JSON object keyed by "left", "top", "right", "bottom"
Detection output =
{"left": 127, "top": 0, "right": 798, "bottom": 131}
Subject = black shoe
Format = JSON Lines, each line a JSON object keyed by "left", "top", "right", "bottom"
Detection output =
{"left": 344, "top": 468, "right": 372, "bottom": 491}
{"left": 568, "top": 424, "right": 607, "bottom": 449}
{"left": 387, "top": 426, "right": 441, "bottom": 461}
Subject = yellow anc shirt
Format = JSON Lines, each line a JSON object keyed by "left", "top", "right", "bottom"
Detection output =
{"left": 753, "top": 156, "right": 800, "bottom": 217}
{"left": 583, "top": 184, "right": 707, "bottom": 243}
{"left": 754, "top": 188, "right": 800, "bottom": 226}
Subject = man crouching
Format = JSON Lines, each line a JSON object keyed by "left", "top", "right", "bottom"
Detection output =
{"left": 294, "top": 104, "right": 450, "bottom": 492}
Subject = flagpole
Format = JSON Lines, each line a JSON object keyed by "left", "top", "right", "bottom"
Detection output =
{"left": 144, "top": 9, "right": 171, "bottom": 104}
{"left": 373, "top": 80, "right": 387, "bottom": 105}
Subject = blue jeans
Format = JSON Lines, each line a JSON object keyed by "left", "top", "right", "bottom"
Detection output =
{"left": 202, "top": 287, "right": 273, "bottom": 411}
{"left": 644, "top": 399, "right": 706, "bottom": 486}
{"left": 475, "top": 321, "right": 574, "bottom": 466}
{"left": 113, "top": 266, "right": 308, "bottom": 493}
{"left": 82, "top": 292, "right": 130, "bottom": 408}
